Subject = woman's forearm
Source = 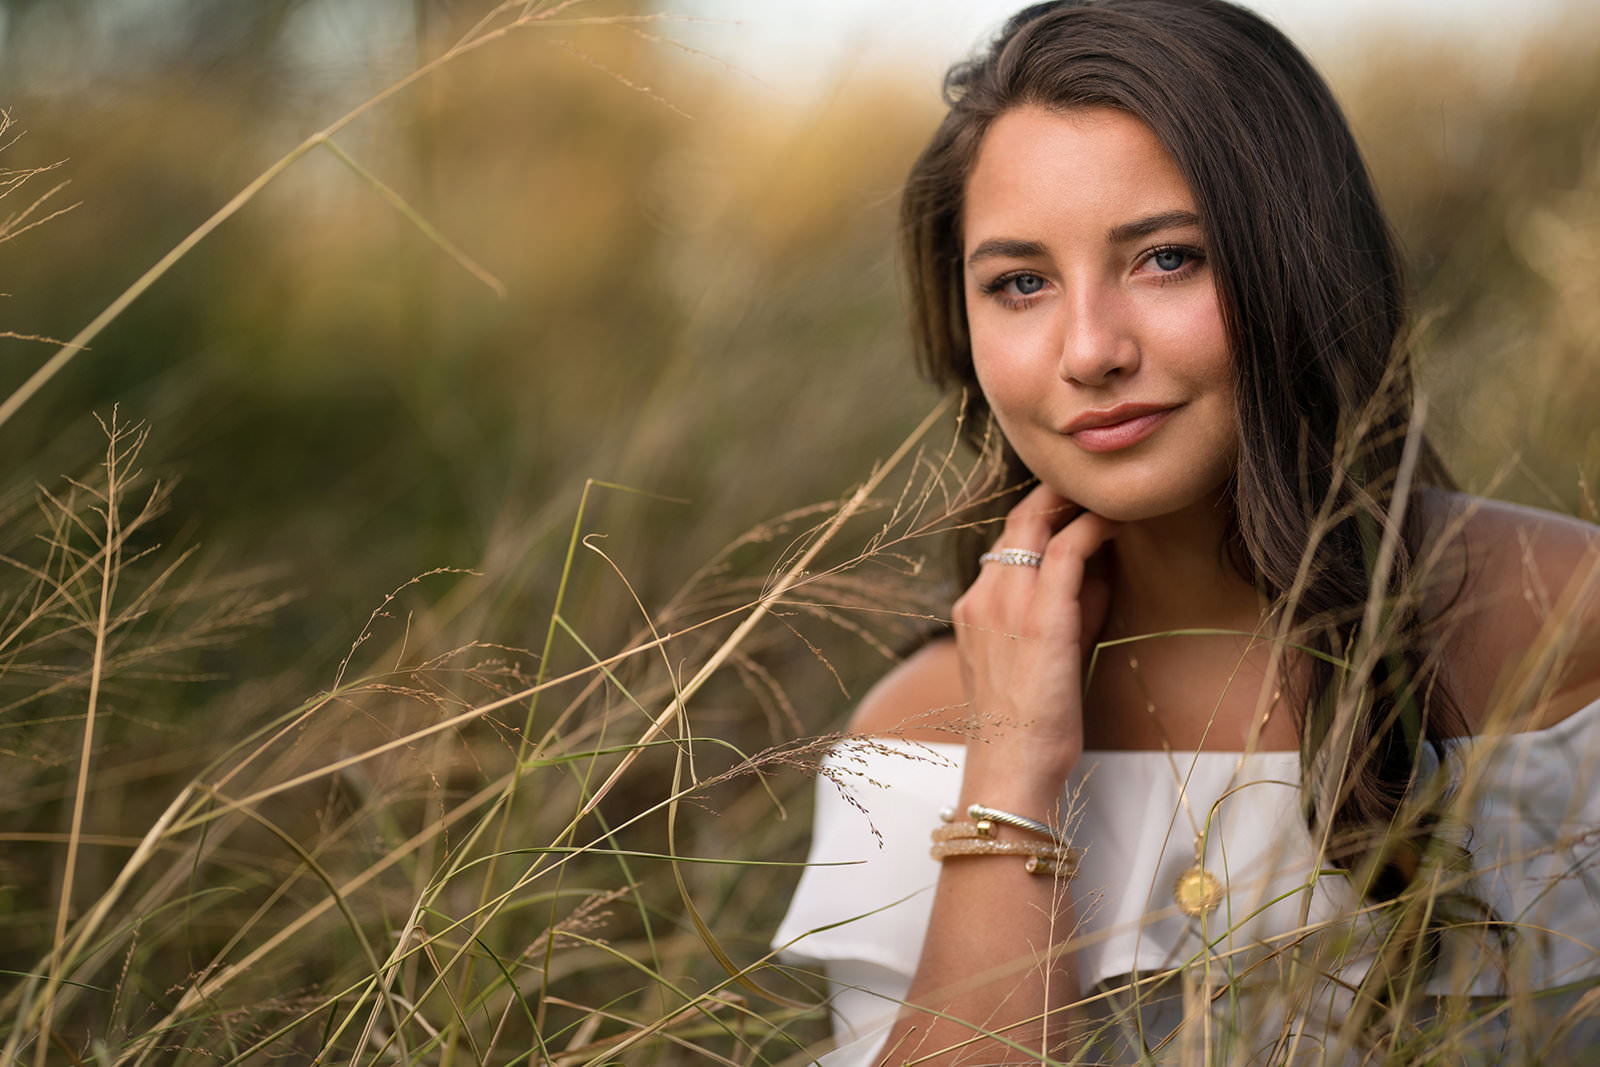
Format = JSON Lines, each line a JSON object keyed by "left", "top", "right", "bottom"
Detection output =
{"left": 874, "top": 757, "right": 1081, "bottom": 1065}
{"left": 873, "top": 489, "right": 1111, "bottom": 1063}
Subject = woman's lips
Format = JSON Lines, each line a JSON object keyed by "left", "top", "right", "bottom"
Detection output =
{"left": 1065, "top": 406, "right": 1177, "bottom": 452}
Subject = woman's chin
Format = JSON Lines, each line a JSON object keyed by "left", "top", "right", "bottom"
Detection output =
{"left": 1041, "top": 482, "right": 1231, "bottom": 525}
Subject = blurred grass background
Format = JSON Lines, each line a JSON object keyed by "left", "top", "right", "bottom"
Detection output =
{"left": 1, "top": 0, "right": 1597, "bottom": 1062}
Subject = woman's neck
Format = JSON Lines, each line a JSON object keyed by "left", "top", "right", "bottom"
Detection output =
{"left": 1106, "top": 493, "right": 1265, "bottom": 637}
{"left": 1089, "top": 493, "right": 1302, "bottom": 753}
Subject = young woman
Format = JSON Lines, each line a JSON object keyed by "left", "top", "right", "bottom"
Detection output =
{"left": 774, "top": 1, "right": 1600, "bottom": 1063}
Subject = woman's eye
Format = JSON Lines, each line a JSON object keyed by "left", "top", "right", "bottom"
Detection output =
{"left": 1138, "top": 245, "right": 1205, "bottom": 283}
{"left": 980, "top": 271, "right": 1050, "bottom": 306}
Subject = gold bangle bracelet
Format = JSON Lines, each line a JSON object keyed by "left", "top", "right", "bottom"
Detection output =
{"left": 933, "top": 819, "right": 1079, "bottom": 848}
{"left": 928, "top": 837, "right": 1081, "bottom": 879}
{"left": 1023, "top": 854, "right": 1078, "bottom": 878}
{"left": 929, "top": 837, "right": 1077, "bottom": 862}
{"left": 930, "top": 820, "right": 992, "bottom": 843}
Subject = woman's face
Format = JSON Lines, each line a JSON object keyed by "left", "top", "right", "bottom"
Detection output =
{"left": 962, "top": 105, "right": 1238, "bottom": 522}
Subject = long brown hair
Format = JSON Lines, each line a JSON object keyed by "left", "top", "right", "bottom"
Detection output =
{"left": 901, "top": 0, "right": 1468, "bottom": 906}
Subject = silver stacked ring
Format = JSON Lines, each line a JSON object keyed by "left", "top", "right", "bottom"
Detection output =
{"left": 978, "top": 547, "right": 1044, "bottom": 568}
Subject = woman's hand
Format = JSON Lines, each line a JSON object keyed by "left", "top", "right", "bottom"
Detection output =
{"left": 951, "top": 484, "right": 1119, "bottom": 796}
{"left": 868, "top": 484, "right": 1116, "bottom": 1066}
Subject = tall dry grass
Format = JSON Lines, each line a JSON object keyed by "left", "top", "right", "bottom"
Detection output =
{"left": 0, "top": 1, "right": 1597, "bottom": 1063}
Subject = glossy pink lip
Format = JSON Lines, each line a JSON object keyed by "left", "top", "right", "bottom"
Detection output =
{"left": 1063, "top": 403, "right": 1179, "bottom": 453}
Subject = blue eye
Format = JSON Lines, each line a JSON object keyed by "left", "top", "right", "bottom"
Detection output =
{"left": 979, "top": 270, "right": 1051, "bottom": 308}
{"left": 1152, "top": 248, "right": 1187, "bottom": 271}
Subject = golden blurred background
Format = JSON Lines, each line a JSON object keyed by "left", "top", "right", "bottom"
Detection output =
{"left": 4, "top": 1, "right": 1596, "bottom": 667}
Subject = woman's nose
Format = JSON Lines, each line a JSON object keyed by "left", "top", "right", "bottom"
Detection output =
{"left": 1056, "top": 286, "right": 1139, "bottom": 385}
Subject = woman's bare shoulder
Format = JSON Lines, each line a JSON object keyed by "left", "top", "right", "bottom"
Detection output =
{"left": 846, "top": 637, "right": 969, "bottom": 742}
{"left": 1422, "top": 489, "right": 1600, "bottom": 730}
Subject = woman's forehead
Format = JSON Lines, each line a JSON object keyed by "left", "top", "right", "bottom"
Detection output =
{"left": 962, "top": 105, "right": 1200, "bottom": 251}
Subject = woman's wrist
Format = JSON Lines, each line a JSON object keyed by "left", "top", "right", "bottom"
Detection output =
{"left": 953, "top": 758, "right": 1081, "bottom": 825}
{"left": 963, "top": 729, "right": 1080, "bottom": 780}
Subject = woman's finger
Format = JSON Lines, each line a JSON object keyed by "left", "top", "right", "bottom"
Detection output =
{"left": 972, "top": 485, "right": 1081, "bottom": 592}
{"left": 967, "top": 487, "right": 1056, "bottom": 600}
{"left": 1032, "top": 510, "right": 1120, "bottom": 632}
{"left": 1005, "top": 483, "right": 1080, "bottom": 539}
{"left": 1043, "top": 509, "right": 1120, "bottom": 572}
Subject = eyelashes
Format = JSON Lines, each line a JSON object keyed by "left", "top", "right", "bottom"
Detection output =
{"left": 980, "top": 271, "right": 1049, "bottom": 310}
{"left": 977, "top": 243, "right": 1208, "bottom": 309}
{"left": 1143, "top": 244, "right": 1206, "bottom": 285}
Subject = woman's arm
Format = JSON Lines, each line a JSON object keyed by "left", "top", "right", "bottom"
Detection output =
{"left": 851, "top": 485, "right": 1117, "bottom": 1065}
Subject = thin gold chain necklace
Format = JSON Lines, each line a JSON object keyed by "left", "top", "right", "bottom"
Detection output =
{"left": 1124, "top": 646, "right": 1281, "bottom": 920}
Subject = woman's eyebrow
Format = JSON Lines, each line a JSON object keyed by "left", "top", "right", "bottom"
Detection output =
{"left": 965, "top": 212, "right": 1202, "bottom": 270}
{"left": 965, "top": 237, "right": 1048, "bottom": 270}
{"left": 1106, "top": 209, "right": 1201, "bottom": 244}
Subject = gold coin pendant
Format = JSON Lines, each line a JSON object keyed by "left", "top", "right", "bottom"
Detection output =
{"left": 1173, "top": 865, "right": 1224, "bottom": 918}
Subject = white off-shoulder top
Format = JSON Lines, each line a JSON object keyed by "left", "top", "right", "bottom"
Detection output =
{"left": 773, "top": 699, "right": 1600, "bottom": 1064}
